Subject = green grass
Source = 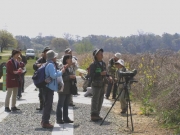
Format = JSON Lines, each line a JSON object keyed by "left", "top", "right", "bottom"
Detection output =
{"left": 25, "top": 58, "right": 36, "bottom": 76}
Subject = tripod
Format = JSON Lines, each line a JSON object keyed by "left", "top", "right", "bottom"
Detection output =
{"left": 100, "top": 78, "right": 137, "bottom": 132}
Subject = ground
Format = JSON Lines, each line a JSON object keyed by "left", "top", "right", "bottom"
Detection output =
{"left": 109, "top": 97, "right": 174, "bottom": 135}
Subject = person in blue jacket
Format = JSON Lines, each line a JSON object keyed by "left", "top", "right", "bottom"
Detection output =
{"left": 41, "top": 50, "right": 66, "bottom": 128}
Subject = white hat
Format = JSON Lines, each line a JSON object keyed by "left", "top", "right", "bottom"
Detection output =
{"left": 114, "top": 53, "right": 121, "bottom": 59}
{"left": 46, "top": 50, "right": 58, "bottom": 60}
{"left": 115, "top": 59, "right": 124, "bottom": 66}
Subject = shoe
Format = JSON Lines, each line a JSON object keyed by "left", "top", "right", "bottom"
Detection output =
{"left": 98, "top": 115, "right": 103, "bottom": 120}
{"left": 91, "top": 116, "right": 100, "bottom": 122}
{"left": 5, "top": 107, "right": 11, "bottom": 112}
{"left": 121, "top": 109, "right": 127, "bottom": 114}
{"left": 64, "top": 119, "right": 73, "bottom": 123}
{"left": 56, "top": 120, "right": 64, "bottom": 124}
{"left": 36, "top": 107, "right": 43, "bottom": 110}
{"left": 11, "top": 107, "right": 20, "bottom": 111}
{"left": 69, "top": 103, "right": 75, "bottom": 107}
{"left": 41, "top": 123, "right": 54, "bottom": 128}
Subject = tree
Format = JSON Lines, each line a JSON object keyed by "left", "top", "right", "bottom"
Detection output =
{"left": 74, "top": 40, "right": 93, "bottom": 54}
{"left": 50, "top": 38, "right": 69, "bottom": 52}
{"left": 0, "top": 30, "right": 17, "bottom": 52}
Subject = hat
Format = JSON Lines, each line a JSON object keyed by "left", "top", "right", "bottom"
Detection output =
{"left": 114, "top": 53, "right": 121, "bottom": 59}
{"left": 94, "top": 48, "right": 103, "bottom": 56}
{"left": 42, "top": 46, "right": 51, "bottom": 53}
{"left": 64, "top": 48, "right": 72, "bottom": 53}
{"left": 46, "top": 50, "right": 58, "bottom": 60}
{"left": 115, "top": 59, "right": 124, "bottom": 66}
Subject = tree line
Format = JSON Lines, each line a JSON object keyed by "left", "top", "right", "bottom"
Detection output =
{"left": 0, "top": 30, "right": 180, "bottom": 54}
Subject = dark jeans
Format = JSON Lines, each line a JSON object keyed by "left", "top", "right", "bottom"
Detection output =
{"left": 56, "top": 94, "right": 70, "bottom": 121}
{"left": 17, "top": 81, "right": 22, "bottom": 97}
{"left": 39, "top": 88, "right": 44, "bottom": 107}
{"left": 42, "top": 87, "right": 54, "bottom": 124}
{"left": 106, "top": 81, "right": 117, "bottom": 98}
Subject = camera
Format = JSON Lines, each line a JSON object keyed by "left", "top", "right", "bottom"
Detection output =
{"left": 118, "top": 69, "right": 137, "bottom": 82}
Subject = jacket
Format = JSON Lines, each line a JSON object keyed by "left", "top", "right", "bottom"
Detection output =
{"left": 6, "top": 58, "right": 20, "bottom": 88}
{"left": 33, "top": 57, "right": 46, "bottom": 71}
{"left": 45, "top": 60, "right": 63, "bottom": 91}
{"left": 59, "top": 67, "right": 74, "bottom": 95}
{"left": 107, "top": 58, "right": 116, "bottom": 78}
{"left": 89, "top": 60, "right": 107, "bottom": 82}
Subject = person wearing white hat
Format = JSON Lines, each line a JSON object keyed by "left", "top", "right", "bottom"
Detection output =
{"left": 105, "top": 52, "right": 121, "bottom": 99}
{"left": 114, "top": 59, "right": 128, "bottom": 114}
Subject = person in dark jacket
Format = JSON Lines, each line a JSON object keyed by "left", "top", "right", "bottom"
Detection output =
{"left": 5, "top": 49, "right": 22, "bottom": 112}
{"left": 19, "top": 49, "right": 27, "bottom": 93}
{"left": 89, "top": 48, "right": 112, "bottom": 121}
{"left": 33, "top": 46, "right": 51, "bottom": 110}
{"left": 56, "top": 54, "right": 74, "bottom": 124}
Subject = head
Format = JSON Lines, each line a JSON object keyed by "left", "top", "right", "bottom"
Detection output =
{"left": 42, "top": 47, "right": 51, "bottom": 58}
{"left": 11, "top": 49, "right": 20, "bottom": 59}
{"left": 115, "top": 59, "right": 124, "bottom": 69}
{"left": 114, "top": 53, "right": 121, "bottom": 61}
{"left": 46, "top": 50, "right": 58, "bottom": 62}
{"left": 94, "top": 48, "right": 104, "bottom": 61}
{"left": 63, "top": 54, "right": 72, "bottom": 66}
{"left": 64, "top": 48, "right": 72, "bottom": 55}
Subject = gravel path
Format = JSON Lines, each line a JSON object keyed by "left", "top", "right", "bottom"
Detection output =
{"left": 0, "top": 76, "right": 131, "bottom": 135}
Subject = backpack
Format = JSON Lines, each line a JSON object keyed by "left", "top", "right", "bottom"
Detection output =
{"left": 32, "top": 63, "right": 51, "bottom": 88}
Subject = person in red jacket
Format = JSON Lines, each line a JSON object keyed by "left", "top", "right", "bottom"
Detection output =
{"left": 5, "top": 49, "right": 22, "bottom": 112}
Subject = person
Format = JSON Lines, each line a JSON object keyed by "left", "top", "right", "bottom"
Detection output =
{"left": 41, "top": 50, "right": 66, "bottom": 128}
{"left": 89, "top": 48, "right": 112, "bottom": 121}
{"left": 17, "top": 56, "right": 26, "bottom": 99}
{"left": 33, "top": 46, "right": 51, "bottom": 110}
{"left": 58, "top": 48, "right": 78, "bottom": 106}
{"left": 5, "top": 49, "right": 22, "bottom": 112}
{"left": 56, "top": 54, "right": 74, "bottom": 124}
{"left": 114, "top": 59, "right": 127, "bottom": 114}
{"left": 19, "top": 49, "right": 27, "bottom": 93}
{"left": 105, "top": 53, "right": 121, "bottom": 99}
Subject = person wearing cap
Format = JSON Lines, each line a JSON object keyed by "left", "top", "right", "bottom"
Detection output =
{"left": 18, "top": 49, "right": 27, "bottom": 93}
{"left": 114, "top": 59, "right": 128, "bottom": 114}
{"left": 89, "top": 48, "right": 112, "bottom": 121}
{"left": 41, "top": 50, "right": 66, "bottom": 128}
{"left": 5, "top": 49, "right": 22, "bottom": 112}
{"left": 105, "top": 52, "right": 121, "bottom": 100}
{"left": 58, "top": 48, "right": 78, "bottom": 106}
{"left": 33, "top": 46, "right": 51, "bottom": 110}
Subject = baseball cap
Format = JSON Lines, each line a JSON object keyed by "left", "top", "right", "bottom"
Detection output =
{"left": 42, "top": 47, "right": 51, "bottom": 53}
{"left": 64, "top": 48, "right": 72, "bottom": 53}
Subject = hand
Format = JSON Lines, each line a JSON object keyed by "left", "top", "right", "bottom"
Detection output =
{"left": 37, "top": 64, "right": 41, "bottom": 67}
{"left": 70, "top": 75, "right": 76, "bottom": 79}
{"left": 101, "top": 71, "right": 107, "bottom": 76}
{"left": 109, "top": 76, "right": 113, "bottom": 83}
{"left": 61, "top": 68, "right": 65, "bottom": 73}
{"left": 64, "top": 64, "right": 68, "bottom": 69}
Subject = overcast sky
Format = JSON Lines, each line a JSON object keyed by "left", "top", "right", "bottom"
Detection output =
{"left": 0, "top": 0, "right": 180, "bottom": 38}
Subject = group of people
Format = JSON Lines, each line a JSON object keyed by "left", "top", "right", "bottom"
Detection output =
{"left": 4, "top": 46, "right": 128, "bottom": 128}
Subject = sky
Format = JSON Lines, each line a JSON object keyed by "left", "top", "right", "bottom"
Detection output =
{"left": 0, "top": 0, "right": 180, "bottom": 38}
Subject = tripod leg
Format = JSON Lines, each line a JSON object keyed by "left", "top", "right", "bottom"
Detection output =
{"left": 127, "top": 90, "right": 134, "bottom": 131}
{"left": 100, "top": 89, "right": 123, "bottom": 126}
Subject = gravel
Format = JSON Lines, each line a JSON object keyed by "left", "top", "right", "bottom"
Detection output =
{"left": 0, "top": 76, "right": 129, "bottom": 135}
